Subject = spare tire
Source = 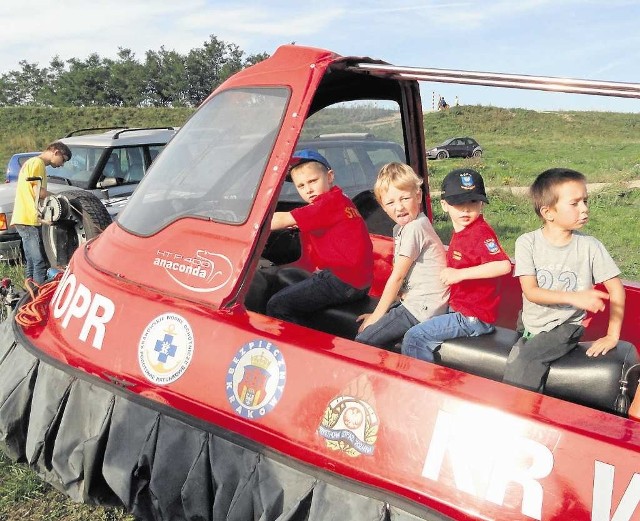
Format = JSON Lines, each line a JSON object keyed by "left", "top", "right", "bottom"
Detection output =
{"left": 41, "top": 190, "right": 112, "bottom": 268}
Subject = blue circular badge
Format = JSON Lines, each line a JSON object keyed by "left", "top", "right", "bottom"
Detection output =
{"left": 226, "top": 340, "right": 286, "bottom": 420}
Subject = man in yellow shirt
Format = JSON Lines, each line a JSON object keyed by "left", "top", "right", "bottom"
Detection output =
{"left": 11, "top": 141, "right": 71, "bottom": 284}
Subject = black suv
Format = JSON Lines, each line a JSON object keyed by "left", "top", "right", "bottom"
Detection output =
{"left": 265, "top": 134, "right": 404, "bottom": 264}
{"left": 278, "top": 133, "right": 406, "bottom": 205}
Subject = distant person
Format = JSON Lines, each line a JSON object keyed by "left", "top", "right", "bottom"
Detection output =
{"left": 503, "top": 168, "right": 625, "bottom": 392}
{"left": 266, "top": 150, "right": 373, "bottom": 325}
{"left": 402, "top": 168, "right": 512, "bottom": 361}
{"left": 356, "top": 163, "right": 449, "bottom": 349}
{"left": 438, "top": 96, "right": 449, "bottom": 110}
{"left": 11, "top": 141, "right": 71, "bottom": 285}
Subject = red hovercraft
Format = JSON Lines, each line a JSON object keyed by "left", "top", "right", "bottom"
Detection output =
{"left": 1, "top": 46, "right": 639, "bottom": 521}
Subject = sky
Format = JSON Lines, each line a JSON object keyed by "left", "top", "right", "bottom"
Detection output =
{"left": 2, "top": 0, "right": 640, "bottom": 112}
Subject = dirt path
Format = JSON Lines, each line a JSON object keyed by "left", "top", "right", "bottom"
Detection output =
{"left": 430, "top": 179, "right": 640, "bottom": 197}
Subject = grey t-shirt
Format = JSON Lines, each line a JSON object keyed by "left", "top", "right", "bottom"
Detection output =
{"left": 395, "top": 213, "right": 449, "bottom": 322}
{"left": 515, "top": 228, "right": 620, "bottom": 334}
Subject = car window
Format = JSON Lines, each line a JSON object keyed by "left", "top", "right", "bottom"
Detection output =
{"left": 122, "top": 147, "right": 146, "bottom": 183}
{"left": 366, "top": 146, "right": 404, "bottom": 171}
{"left": 345, "top": 147, "right": 368, "bottom": 186}
{"left": 102, "top": 147, "right": 148, "bottom": 184}
{"left": 51, "top": 146, "right": 103, "bottom": 186}
{"left": 148, "top": 145, "right": 164, "bottom": 164}
{"left": 103, "top": 150, "right": 125, "bottom": 180}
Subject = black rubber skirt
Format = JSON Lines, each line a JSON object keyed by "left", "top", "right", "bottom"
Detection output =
{"left": 0, "top": 317, "right": 436, "bottom": 521}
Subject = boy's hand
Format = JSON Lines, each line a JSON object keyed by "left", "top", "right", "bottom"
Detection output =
{"left": 569, "top": 289, "right": 609, "bottom": 313}
{"left": 440, "top": 267, "right": 461, "bottom": 286}
{"left": 586, "top": 334, "right": 619, "bottom": 357}
{"left": 357, "top": 312, "right": 385, "bottom": 333}
{"left": 356, "top": 313, "right": 370, "bottom": 333}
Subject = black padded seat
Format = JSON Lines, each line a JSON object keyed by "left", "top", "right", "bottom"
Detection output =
{"left": 250, "top": 267, "right": 639, "bottom": 414}
{"left": 436, "top": 327, "right": 520, "bottom": 381}
{"left": 311, "top": 298, "right": 377, "bottom": 339}
{"left": 437, "top": 327, "right": 639, "bottom": 414}
{"left": 275, "top": 267, "right": 375, "bottom": 339}
{"left": 545, "top": 341, "right": 639, "bottom": 411}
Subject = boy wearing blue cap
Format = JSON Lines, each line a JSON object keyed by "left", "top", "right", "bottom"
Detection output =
{"left": 266, "top": 150, "right": 374, "bottom": 325}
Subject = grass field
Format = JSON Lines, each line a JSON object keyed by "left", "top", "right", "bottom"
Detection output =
{"left": 0, "top": 452, "right": 134, "bottom": 521}
{"left": 0, "top": 104, "right": 638, "bottom": 519}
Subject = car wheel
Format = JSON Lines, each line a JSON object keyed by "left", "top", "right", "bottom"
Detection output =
{"left": 436, "top": 150, "right": 448, "bottom": 160}
{"left": 472, "top": 149, "right": 483, "bottom": 158}
{"left": 41, "top": 191, "right": 112, "bottom": 268}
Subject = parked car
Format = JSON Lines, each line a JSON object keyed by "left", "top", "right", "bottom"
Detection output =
{"left": 280, "top": 133, "right": 404, "bottom": 202}
{"left": 0, "top": 126, "right": 177, "bottom": 265}
{"left": 4, "top": 152, "right": 39, "bottom": 183}
{"left": 427, "top": 136, "right": 483, "bottom": 159}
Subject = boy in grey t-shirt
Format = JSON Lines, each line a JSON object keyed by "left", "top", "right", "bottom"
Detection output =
{"left": 503, "top": 168, "right": 625, "bottom": 392}
{"left": 356, "top": 163, "right": 449, "bottom": 349}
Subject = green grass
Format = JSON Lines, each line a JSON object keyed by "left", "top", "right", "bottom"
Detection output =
{"left": 422, "top": 107, "right": 640, "bottom": 189}
{"left": 0, "top": 451, "right": 134, "bottom": 521}
{"left": 0, "top": 106, "right": 193, "bottom": 168}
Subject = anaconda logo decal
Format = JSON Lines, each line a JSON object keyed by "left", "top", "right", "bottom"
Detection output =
{"left": 138, "top": 313, "right": 194, "bottom": 385}
{"left": 318, "top": 375, "right": 379, "bottom": 457}
{"left": 153, "top": 249, "right": 233, "bottom": 293}
{"left": 226, "top": 340, "right": 286, "bottom": 420}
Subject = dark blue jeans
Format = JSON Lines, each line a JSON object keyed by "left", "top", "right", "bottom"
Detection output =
{"left": 266, "top": 269, "right": 368, "bottom": 325}
{"left": 355, "top": 302, "right": 419, "bottom": 349}
{"left": 402, "top": 310, "right": 495, "bottom": 362}
{"left": 15, "top": 224, "right": 48, "bottom": 284}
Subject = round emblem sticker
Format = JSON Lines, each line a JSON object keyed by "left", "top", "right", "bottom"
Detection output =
{"left": 138, "top": 313, "right": 194, "bottom": 385}
{"left": 226, "top": 340, "right": 286, "bottom": 420}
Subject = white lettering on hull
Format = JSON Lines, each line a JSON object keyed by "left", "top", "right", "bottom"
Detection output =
{"left": 422, "top": 409, "right": 553, "bottom": 520}
{"left": 592, "top": 461, "right": 640, "bottom": 521}
{"left": 51, "top": 270, "right": 115, "bottom": 350}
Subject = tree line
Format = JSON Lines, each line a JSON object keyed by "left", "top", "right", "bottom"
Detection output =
{"left": 0, "top": 35, "right": 269, "bottom": 108}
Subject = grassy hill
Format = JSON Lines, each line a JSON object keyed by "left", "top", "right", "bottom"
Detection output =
{"left": 2, "top": 104, "right": 639, "bottom": 187}
{"left": 0, "top": 106, "right": 193, "bottom": 171}
{"left": 302, "top": 104, "right": 640, "bottom": 188}
{"left": 424, "top": 106, "right": 640, "bottom": 188}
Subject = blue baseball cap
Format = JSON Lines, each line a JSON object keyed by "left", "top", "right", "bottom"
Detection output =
{"left": 286, "top": 149, "right": 332, "bottom": 181}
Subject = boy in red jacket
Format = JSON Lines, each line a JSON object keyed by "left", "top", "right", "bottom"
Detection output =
{"left": 402, "top": 168, "right": 512, "bottom": 361}
{"left": 266, "top": 150, "right": 373, "bottom": 325}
